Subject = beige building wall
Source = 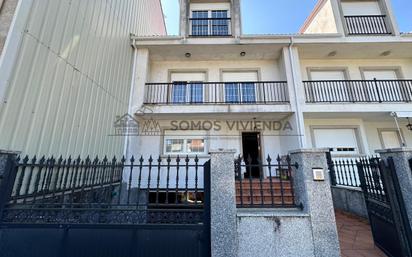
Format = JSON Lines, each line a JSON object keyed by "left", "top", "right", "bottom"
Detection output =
{"left": 0, "top": 0, "right": 18, "bottom": 54}
{"left": 300, "top": 59, "right": 412, "bottom": 80}
{"left": 0, "top": 0, "right": 166, "bottom": 157}
{"left": 301, "top": 0, "right": 338, "bottom": 34}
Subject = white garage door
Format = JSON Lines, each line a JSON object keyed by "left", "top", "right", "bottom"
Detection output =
{"left": 313, "top": 128, "right": 359, "bottom": 155}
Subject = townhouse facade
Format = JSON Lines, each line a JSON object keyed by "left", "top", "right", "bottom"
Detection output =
{"left": 128, "top": 0, "right": 412, "bottom": 167}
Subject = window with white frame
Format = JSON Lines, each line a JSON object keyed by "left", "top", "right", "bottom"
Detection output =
{"left": 163, "top": 131, "right": 207, "bottom": 155}
{"left": 191, "top": 10, "right": 229, "bottom": 36}
{"left": 222, "top": 71, "right": 258, "bottom": 103}
{"left": 170, "top": 72, "right": 206, "bottom": 104}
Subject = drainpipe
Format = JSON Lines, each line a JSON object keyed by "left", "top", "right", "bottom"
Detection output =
{"left": 288, "top": 37, "right": 306, "bottom": 148}
{"left": 390, "top": 112, "right": 407, "bottom": 147}
{"left": 123, "top": 36, "right": 138, "bottom": 157}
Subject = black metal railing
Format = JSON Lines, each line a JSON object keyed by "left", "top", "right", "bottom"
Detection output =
{"left": 345, "top": 15, "right": 391, "bottom": 35}
{"left": 304, "top": 79, "right": 412, "bottom": 103}
{"left": 0, "top": 155, "right": 209, "bottom": 225}
{"left": 144, "top": 81, "right": 289, "bottom": 105}
{"left": 327, "top": 155, "right": 361, "bottom": 187}
{"left": 189, "top": 18, "right": 231, "bottom": 36}
{"left": 234, "top": 155, "right": 298, "bottom": 208}
{"left": 327, "top": 153, "right": 383, "bottom": 190}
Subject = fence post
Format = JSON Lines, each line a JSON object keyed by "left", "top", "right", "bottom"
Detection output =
{"left": 289, "top": 148, "right": 340, "bottom": 257}
{"left": 209, "top": 149, "right": 237, "bottom": 257}
{"left": 325, "top": 150, "right": 337, "bottom": 186}
{"left": 0, "top": 150, "right": 19, "bottom": 214}
{"left": 376, "top": 148, "right": 412, "bottom": 233}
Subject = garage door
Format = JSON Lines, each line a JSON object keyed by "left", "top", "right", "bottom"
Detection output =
{"left": 313, "top": 128, "right": 359, "bottom": 156}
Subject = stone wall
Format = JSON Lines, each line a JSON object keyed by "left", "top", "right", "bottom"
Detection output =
{"left": 0, "top": 0, "right": 18, "bottom": 55}
{"left": 237, "top": 210, "right": 315, "bottom": 257}
{"left": 331, "top": 186, "right": 368, "bottom": 219}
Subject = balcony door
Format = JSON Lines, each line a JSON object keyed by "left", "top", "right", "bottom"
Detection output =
{"left": 310, "top": 69, "right": 348, "bottom": 102}
{"left": 170, "top": 72, "right": 206, "bottom": 104}
{"left": 222, "top": 71, "right": 258, "bottom": 103}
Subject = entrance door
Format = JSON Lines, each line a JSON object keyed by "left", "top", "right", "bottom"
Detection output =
{"left": 242, "top": 132, "right": 261, "bottom": 178}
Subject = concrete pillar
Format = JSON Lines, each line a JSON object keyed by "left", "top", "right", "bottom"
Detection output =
{"left": 289, "top": 149, "right": 341, "bottom": 257}
{"left": 376, "top": 148, "right": 412, "bottom": 228}
{"left": 231, "top": 0, "right": 242, "bottom": 37}
{"left": 282, "top": 46, "right": 306, "bottom": 148}
{"left": 209, "top": 149, "right": 237, "bottom": 257}
{"left": 131, "top": 48, "right": 149, "bottom": 112}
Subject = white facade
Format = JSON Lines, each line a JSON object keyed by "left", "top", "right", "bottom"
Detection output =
{"left": 129, "top": 0, "right": 412, "bottom": 164}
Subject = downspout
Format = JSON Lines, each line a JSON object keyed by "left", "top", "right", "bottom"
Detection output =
{"left": 288, "top": 37, "right": 305, "bottom": 148}
{"left": 391, "top": 112, "right": 407, "bottom": 147}
{"left": 123, "top": 36, "right": 138, "bottom": 157}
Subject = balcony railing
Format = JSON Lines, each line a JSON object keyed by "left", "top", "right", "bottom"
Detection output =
{"left": 344, "top": 15, "right": 391, "bottom": 35}
{"left": 304, "top": 79, "right": 412, "bottom": 103}
{"left": 189, "top": 18, "right": 231, "bottom": 36}
{"left": 144, "top": 81, "right": 289, "bottom": 105}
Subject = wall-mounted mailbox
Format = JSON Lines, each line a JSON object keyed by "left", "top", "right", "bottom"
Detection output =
{"left": 313, "top": 168, "right": 325, "bottom": 181}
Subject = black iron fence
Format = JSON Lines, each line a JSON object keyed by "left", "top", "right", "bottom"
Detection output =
{"left": 304, "top": 79, "right": 412, "bottom": 103}
{"left": 144, "top": 81, "right": 289, "bottom": 105}
{"left": 326, "top": 152, "right": 381, "bottom": 189}
{"left": 234, "top": 155, "right": 298, "bottom": 208}
{"left": 0, "top": 155, "right": 209, "bottom": 225}
{"left": 344, "top": 15, "right": 391, "bottom": 35}
{"left": 189, "top": 18, "right": 232, "bottom": 36}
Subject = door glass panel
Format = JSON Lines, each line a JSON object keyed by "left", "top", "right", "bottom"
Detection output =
{"left": 241, "top": 83, "right": 256, "bottom": 103}
{"left": 192, "top": 11, "right": 208, "bottom": 36}
{"left": 225, "top": 83, "right": 239, "bottom": 103}
{"left": 190, "top": 83, "right": 203, "bottom": 103}
{"left": 172, "top": 82, "right": 187, "bottom": 103}
{"left": 211, "top": 10, "right": 228, "bottom": 35}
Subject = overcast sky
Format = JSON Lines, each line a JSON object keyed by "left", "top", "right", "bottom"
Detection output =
{"left": 161, "top": 0, "right": 412, "bottom": 35}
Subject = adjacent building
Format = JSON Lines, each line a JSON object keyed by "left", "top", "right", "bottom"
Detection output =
{"left": 0, "top": 0, "right": 166, "bottom": 157}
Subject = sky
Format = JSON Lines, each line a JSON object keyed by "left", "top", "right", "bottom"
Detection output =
{"left": 160, "top": 0, "right": 412, "bottom": 35}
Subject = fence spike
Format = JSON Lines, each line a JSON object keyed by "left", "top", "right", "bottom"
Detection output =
{"left": 276, "top": 154, "right": 281, "bottom": 163}
{"left": 194, "top": 155, "right": 199, "bottom": 163}
{"left": 185, "top": 155, "right": 189, "bottom": 163}
{"left": 266, "top": 154, "right": 272, "bottom": 163}
{"left": 148, "top": 155, "right": 153, "bottom": 163}
{"left": 139, "top": 156, "right": 144, "bottom": 163}
{"left": 176, "top": 155, "right": 181, "bottom": 163}
{"left": 130, "top": 155, "right": 135, "bottom": 163}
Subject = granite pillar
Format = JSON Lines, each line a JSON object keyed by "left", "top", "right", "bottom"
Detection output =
{"left": 209, "top": 149, "right": 237, "bottom": 257}
{"left": 0, "top": 150, "right": 19, "bottom": 212}
{"left": 289, "top": 149, "right": 341, "bottom": 257}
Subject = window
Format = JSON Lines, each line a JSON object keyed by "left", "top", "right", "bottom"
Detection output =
{"left": 192, "top": 11, "right": 208, "bottom": 36}
{"left": 164, "top": 137, "right": 206, "bottom": 155}
{"left": 211, "top": 10, "right": 229, "bottom": 35}
{"left": 172, "top": 82, "right": 187, "bottom": 104}
{"left": 225, "top": 83, "right": 240, "bottom": 103}
{"left": 190, "top": 83, "right": 203, "bottom": 103}
{"left": 191, "top": 10, "right": 230, "bottom": 36}
{"left": 171, "top": 82, "right": 204, "bottom": 104}
{"left": 241, "top": 83, "right": 256, "bottom": 103}
{"left": 379, "top": 129, "right": 402, "bottom": 149}
{"left": 224, "top": 83, "right": 256, "bottom": 103}
{"left": 165, "top": 139, "right": 184, "bottom": 153}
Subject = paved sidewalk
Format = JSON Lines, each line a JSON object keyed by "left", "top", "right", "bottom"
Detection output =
{"left": 335, "top": 210, "right": 387, "bottom": 257}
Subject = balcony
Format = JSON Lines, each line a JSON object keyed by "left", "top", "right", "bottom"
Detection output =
{"left": 144, "top": 81, "right": 289, "bottom": 105}
{"left": 304, "top": 79, "right": 412, "bottom": 103}
{"left": 344, "top": 15, "right": 391, "bottom": 35}
{"left": 189, "top": 18, "right": 232, "bottom": 36}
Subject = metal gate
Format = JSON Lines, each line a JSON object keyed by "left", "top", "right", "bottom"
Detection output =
{"left": 0, "top": 155, "right": 211, "bottom": 257}
{"left": 357, "top": 157, "right": 412, "bottom": 257}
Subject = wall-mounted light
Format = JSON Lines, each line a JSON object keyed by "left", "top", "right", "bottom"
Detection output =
{"left": 240, "top": 51, "right": 246, "bottom": 57}
{"left": 185, "top": 53, "right": 191, "bottom": 58}
{"left": 407, "top": 118, "right": 412, "bottom": 131}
